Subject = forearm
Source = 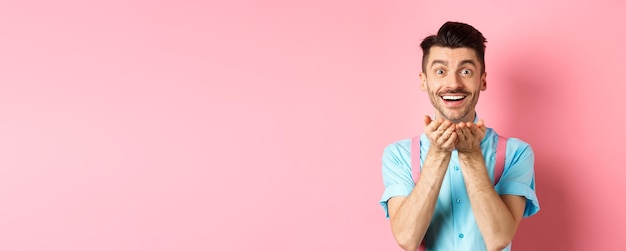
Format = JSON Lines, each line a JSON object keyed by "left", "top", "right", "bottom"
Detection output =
{"left": 459, "top": 151, "right": 517, "bottom": 251}
{"left": 390, "top": 150, "right": 449, "bottom": 250}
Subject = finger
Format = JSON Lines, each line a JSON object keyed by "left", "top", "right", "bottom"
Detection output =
{"left": 455, "top": 121, "right": 466, "bottom": 130}
{"left": 476, "top": 119, "right": 484, "bottom": 128}
{"left": 455, "top": 123, "right": 466, "bottom": 141}
{"left": 469, "top": 123, "right": 483, "bottom": 136}
{"left": 467, "top": 124, "right": 486, "bottom": 141}
{"left": 424, "top": 115, "right": 432, "bottom": 127}
{"left": 456, "top": 128, "right": 466, "bottom": 141}
{"left": 437, "top": 120, "right": 452, "bottom": 133}
{"left": 442, "top": 132, "right": 457, "bottom": 149}
{"left": 426, "top": 117, "right": 443, "bottom": 133}
{"left": 476, "top": 119, "right": 487, "bottom": 133}
{"left": 436, "top": 123, "right": 452, "bottom": 145}
{"left": 459, "top": 125, "right": 472, "bottom": 140}
{"left": 441, "top": 123, "right": 456, "bottom": 140}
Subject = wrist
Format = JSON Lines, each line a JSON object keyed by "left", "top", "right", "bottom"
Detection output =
{"left": 427, "top": 147, "right": 453, "bottom": 158}
{"left": 458, "top": 149, "right": 483, "bottom": 160}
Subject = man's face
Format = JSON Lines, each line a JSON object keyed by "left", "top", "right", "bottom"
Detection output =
{"left": 420, "top": 46, "right": 487, "bottom": 123}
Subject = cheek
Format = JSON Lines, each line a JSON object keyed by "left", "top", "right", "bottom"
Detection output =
{"left": 426, "top": 83, "right": 439, "bottom": 94}
{"left": 463, "top": 78, "right": 482, "bottom": 90}
{"left": 426, "top": 79, "right": 443, "bottom": 90}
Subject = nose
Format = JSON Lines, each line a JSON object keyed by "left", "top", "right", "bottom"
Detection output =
{"left": 444, "top": 73, "right": 463, "bottom": 90}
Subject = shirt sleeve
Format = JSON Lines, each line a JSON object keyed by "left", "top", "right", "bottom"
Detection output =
{"left": 379, "top": 141, "right": 415, "bottom": 218}
{"left": 494, "top": 138, "right": 540, "bottom": 218}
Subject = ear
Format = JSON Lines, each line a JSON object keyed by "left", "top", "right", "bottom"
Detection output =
{"left": 480, "top": 72, "right": 487, "bottom": 91}
{"left": 419, "top": 72, "right": 427, "bottom": 91}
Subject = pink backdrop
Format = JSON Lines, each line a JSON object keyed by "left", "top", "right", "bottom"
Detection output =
{"left": 1, "top": 1, "right": 625, "bottom": 250}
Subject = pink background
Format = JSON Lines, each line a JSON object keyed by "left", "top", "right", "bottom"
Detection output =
{"left": 0, "top": 1, "right": 625, "bottom": 250}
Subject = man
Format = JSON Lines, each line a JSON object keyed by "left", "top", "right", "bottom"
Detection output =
{"left": 379, "top": 21, "right": 539, "bottom": 251}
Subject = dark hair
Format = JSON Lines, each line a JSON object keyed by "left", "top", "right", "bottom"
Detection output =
{"left": 420, "top": 21, "right": 487, "bottom": 73}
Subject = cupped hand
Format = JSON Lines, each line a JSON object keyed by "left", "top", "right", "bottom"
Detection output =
{"left": 455, "top": 119, "right": 487, "bottom": 153}
{"left": 424, "top": 115, "right": 457, "bottom": 152}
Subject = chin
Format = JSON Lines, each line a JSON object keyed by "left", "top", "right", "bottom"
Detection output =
{"left": 447, "top": 117, "right": 464, "bottom": 123}
{"left": 442, "top": 112, "right": 470, "bottom": 123}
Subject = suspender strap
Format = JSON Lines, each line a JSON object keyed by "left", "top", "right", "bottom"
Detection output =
{"left": 494, "top": 135, "right": 507, "bottom": 185}
{"left": 410, "top": 135, "right": 508, "bottom": 251}
{"left": 410, "top": 136, "right": 426, "bottom": 251}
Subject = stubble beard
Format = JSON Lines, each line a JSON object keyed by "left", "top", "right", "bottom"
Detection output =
{"left": 427, "top": 87, "right": 479, "bottom": 124}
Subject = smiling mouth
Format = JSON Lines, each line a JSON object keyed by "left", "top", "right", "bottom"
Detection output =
{"left": 441, "top": 95, "right": 467, "bottom": 102}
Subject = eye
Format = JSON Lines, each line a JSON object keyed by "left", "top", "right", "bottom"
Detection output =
{"left": 435, "top": 69, "right": 445, "bottom": 75}
{"left": 461, "top": 69, "right": 472, "bottom": 75}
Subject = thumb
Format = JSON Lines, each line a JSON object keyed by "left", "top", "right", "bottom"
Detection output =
{"left": 424, "top": 115, "right": 432, "bottom": 126}
{"left": 476, "top": 119, "right": 486, "bottom": 130}
{"left": 476, "top": 119, "right": 484, "bottom": 127}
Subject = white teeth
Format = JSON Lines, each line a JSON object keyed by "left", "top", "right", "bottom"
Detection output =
{"left": 442, "top": 95, "right": 465, "bottom": 100}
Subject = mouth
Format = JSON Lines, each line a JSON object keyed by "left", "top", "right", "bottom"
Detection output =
{"left": 440, "top": 94, "right": 467, "bottom": 107}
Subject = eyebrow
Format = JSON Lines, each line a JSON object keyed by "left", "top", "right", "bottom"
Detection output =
{"left": 430, "top": 59, "right": 477, "bottom": 68}
{"left": 459, "top": 60, "right": 477, "bottom": 67}
{"left": 430, "top": 60, "right": 448, "bottom": 67}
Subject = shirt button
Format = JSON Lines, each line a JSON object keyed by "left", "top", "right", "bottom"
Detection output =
{"left": 456, "top": 197, "right": 461, "bottom": 203}
{"left": 458, "top": 233, "right": 464, "bottom": 238}
{"left": 454, "top": 166, "right": 459, "bottom": 171}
